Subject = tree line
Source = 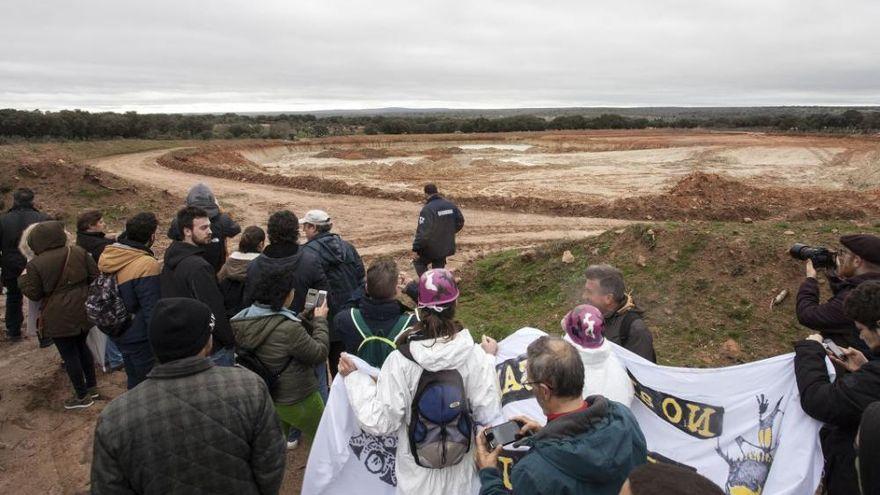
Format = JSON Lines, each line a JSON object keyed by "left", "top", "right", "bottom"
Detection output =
{"left": 1, "top": 108, "right": 878, "bottom": 141}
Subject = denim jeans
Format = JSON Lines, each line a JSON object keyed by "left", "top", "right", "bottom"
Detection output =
{"left": 105, "top": 339, "right": 124, "bottom": 369}
{"left": 116, "top": 340, "right": 155, "bottom": 389}
{"left": 210, "top": 346, "right": 235, "bottom": 367}
{"left": 2, "top": 277, "right": 23, "bottom": 337}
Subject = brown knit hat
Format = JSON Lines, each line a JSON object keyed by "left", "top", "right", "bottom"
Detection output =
{"left": 840, "top": 234, "right": 880, "bottom": 265}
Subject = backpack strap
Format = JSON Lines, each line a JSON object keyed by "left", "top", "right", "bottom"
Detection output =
{"left": 619, "top": 311, "right": 640, "bottom": 347}
{"left": 350, "top": 308, "right": 373, "bottom": 339}
{"left": 354, "top": 310, "right": 416, "bottom": 353}
{"left": 397, "top": 342, "right": 416, "bottom": 363}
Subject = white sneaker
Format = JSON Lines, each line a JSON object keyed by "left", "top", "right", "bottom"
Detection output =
{"left": 286, "top": 439, "right": 299, "bottom": 450}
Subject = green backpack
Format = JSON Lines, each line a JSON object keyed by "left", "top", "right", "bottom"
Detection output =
{"left": 351, "top": 308, "right": 415, "bottom": 368}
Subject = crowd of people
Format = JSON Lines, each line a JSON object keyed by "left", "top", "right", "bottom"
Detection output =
{"left": 0, "top": 181, "right": 878, "bottom": 494}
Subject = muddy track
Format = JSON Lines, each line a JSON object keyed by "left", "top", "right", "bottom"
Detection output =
{"left": 87, "top": 149, "right": 629, "bottom": 268}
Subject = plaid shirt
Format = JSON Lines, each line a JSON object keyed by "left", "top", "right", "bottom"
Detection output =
{"left": 91, "top": 356, "right": 285, "bottom": 494}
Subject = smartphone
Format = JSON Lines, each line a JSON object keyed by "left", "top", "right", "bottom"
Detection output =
{"left": 304, "top": 289, "right": 328, "bottom": 311}
{"left": 315, "top": 290, "right": 327, "bottom": 308}
{"left": 304, "top": 288, "right": 319, "bottom": 311}
{"left": 484, "top": 420, "right": 524, "bottom": 450}
{"left": 822, "top": 338, "right": 846, "bottom": 359}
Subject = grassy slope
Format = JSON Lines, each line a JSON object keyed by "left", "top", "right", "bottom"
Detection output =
{"left": 456, "top": 220, "right": 880, "bottom": 367}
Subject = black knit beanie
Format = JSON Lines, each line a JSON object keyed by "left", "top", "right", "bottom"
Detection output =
{"left": 149, "top": 298, "right": 214, "bottom": 363}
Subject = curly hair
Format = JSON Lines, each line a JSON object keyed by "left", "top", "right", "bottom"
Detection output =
{"left": 844, "top": 280, "right": 880, "bottom": 330}
{"left": 252, "top": 266, "right": 295, "bottom": 312}
{"left": 267, "top": 210, "right": 299, "bottom": 245}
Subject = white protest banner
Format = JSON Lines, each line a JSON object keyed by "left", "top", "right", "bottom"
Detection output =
{"left": 304, "top": 327, "right": 824, "bottom": 494}
{"left": 491, "top": 328, "right": 826, "bottom": 495}
{"left": 302, "top": 357, "right": 398, "bottom": 495}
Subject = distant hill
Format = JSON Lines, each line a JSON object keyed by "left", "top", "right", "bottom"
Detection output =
{"left": 246, "top": 105, "right": 880, "bottom": 120}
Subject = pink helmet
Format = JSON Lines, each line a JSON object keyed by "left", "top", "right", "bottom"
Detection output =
{"left": 561, "top": 304, "right": 605, "bottom": 349}
{"left": 417, "top": 269, "right": 460, "bottom": 308}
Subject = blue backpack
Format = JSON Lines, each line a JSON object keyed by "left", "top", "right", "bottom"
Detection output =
{"left": 398, "top": 343, "right": 474, "bottom": 469}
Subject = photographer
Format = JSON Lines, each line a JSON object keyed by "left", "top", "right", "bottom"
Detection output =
{"left": 797, "top": 234, "right": 880, "bottom": 353}
{"left": 794, "top": 280, "right": 880, "bottom": 495}
{"left": 475, "top": 336, "right": 646, "bottom": 495}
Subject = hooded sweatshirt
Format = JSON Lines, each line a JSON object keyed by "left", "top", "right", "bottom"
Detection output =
{"left": 242, "top": 242, "right": 328, "bottom": 314}
{"left": 160, "top": 240, "right": 234, "bottom": 348}
{"left": 219, "top": 252, "right": 260, "bottom": 318}
{"left": 563, "top": 335, "right": 635, "bottom": 407}
{"left": 18, "top": 221, "right": 97, "bottom": 338}
{"left": 478, "top": 396, "right": 647, "bottom": 495}
{"left": 167, "top": 183, "right": 241, "bottom": 273}
{"left": 231, "top": 305, "right": 329, "bottom": 404}
{"left": 344, "top": 328, "right": 502, "bottom": 495}
{"left": 303, "top": 232, "right": 365, "bottom": 335}
{"left": 98, "top": 241, "right": 161, "bottom": 345}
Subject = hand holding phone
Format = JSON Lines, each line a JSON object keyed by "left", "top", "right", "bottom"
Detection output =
{"left": 822, "top": 338, "right": 845, "bottom": 359}
{"left": 483, "top": 419, "right": 533, "bottom": 450}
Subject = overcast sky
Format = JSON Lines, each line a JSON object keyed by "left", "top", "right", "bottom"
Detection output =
{"left": 1, "top": 1, "right": 878, "bottom": 113}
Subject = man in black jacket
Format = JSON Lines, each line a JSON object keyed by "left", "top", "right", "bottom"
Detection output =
{"left": 160, "top": 206, "right": 235, "bottom": 365}
{"left": 167, "top": 183, "right": 241, "bottom": 274}
{"left": 411, "top": 183, "right": 464, "bottom": 277}
{"left": 794, "top": 280, "right": 880, "bottom": 495}
{"left": 301, "top": 209, "right": 365, "bottom": 375}
{"left": 75, "top": 209, "right": 115, "bottom": 263}
{"left": 582, "top": 264, "right": 656, "bottom": 362}
{"left": 91, "top": 298, "right": 285, "bottom": 494}
{"left": 0, "top": 188, "right": 50, "bottom": 341}
{"left": 797, "top": 234, "right": 880, "bottom": 354}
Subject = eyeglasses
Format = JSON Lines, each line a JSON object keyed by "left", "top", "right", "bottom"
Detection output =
{"left": 522, "top": 380, "right": 553, "bottom": 390}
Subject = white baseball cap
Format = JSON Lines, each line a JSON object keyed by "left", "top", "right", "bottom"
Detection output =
{"left": 299, "top": 209, "right": 332, "bottom": 226}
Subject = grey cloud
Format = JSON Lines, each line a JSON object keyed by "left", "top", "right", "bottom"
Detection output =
{"left": 1, "top": 0, "right": 878, "bottom": 112}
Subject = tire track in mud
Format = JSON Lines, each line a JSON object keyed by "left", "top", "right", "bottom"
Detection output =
{"left": 87, "top": 149, "right": 630, "bottom": 268}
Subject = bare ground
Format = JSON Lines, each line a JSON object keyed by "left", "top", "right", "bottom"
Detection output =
{"left": 3, "top": 130, "right": 880, "bottom": 494}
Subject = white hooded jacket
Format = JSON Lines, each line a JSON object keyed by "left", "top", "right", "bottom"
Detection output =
{"left": 563, "top": 335, "right": 635, "bottom": 407}
{"left": 344, "top": 328, "right": 502, "bottom": 495}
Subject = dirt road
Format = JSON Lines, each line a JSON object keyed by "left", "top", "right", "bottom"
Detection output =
{"left": 87, "top": 149, "right": 629, "bottom": 266}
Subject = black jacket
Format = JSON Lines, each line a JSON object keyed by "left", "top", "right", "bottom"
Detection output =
{"left": 91, "top": 356, "right": 285, "bottom": 495}
{"left": 303, "top": 232, "right": 365, "bottom": 326}
{"left": 76, "top": 231, "right": 114, "bottom": 263}
{"left": 241, "top": 242, "right": 329, "bottom": 314}
{"left": 160, "top": 241, "right": 234, "bottom": 348}
{"left": 797, "top": 272, "right": 880, "bottom": 352}
{"left": 334, "top": 296, "right": 412, "bottom": 355}
{"left": 0, "top": 203, "right": 50, "bottom": 279}
{"left": 603, "top": 296, "right": 657, "bottom": 362}
{"left": 412, "top": 195, "right": 464, "bottom": 260}
{"left": 794, "top": 340, "right": 880, "bottom": 495}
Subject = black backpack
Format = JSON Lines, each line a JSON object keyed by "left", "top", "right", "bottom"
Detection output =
{"left": 398, "top": 343, "right": 474, "bottom": 469}
{"left": 235, "top": 348, "right": 293, "bottom": 393}
{"left": 86, "top": 272, "right": 132, "bottom": 337}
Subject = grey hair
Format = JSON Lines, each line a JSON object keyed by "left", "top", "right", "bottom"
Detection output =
{"left": 584, "top": 264, "right": 626, "bottom": 303}
{"left": 526, "top": 336, "right": 584, "bottom": 399}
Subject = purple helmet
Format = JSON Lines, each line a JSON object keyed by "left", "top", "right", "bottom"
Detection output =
{"left": 561, "top": 304, "right": 605, "bottom": 349}
{"left": 417, "top": 269, "right": 460, "bottom": 308}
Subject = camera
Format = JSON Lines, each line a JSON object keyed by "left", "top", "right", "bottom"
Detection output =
{"left": 789, "top": 243, "right": 836, "bottom": 269}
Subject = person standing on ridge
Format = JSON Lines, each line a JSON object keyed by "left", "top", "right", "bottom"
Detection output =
{"left": 411, "top": 183, "right": 464, "bottom": 277}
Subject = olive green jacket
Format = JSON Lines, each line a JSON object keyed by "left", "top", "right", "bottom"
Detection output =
{"left": 231, "top": 305, "right": 329, "bottom": 405}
